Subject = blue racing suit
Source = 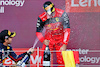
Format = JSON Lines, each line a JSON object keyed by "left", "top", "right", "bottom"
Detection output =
{"left": 0, "top": 43, "right": 30, "bottom": 67}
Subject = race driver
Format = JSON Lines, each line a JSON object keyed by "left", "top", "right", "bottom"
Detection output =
{"left": 0, "top": 29, "right": 34, "bottom": 66}
{"left": 36, "top": 1, "right": 70, "bottom": 67}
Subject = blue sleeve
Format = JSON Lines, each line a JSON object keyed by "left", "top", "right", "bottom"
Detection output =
{"left": 8, "top": 47, "right": 28, "bottom": 62}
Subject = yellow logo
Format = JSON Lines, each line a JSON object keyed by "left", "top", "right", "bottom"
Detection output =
{"left": 7, "top": 46, "right": 10, "bottom": 49}
{"left": 50, "top": 28, "right": 59, "bottom": 30}
{"left": 8, "top": 30, "right": 11, "bottom": 36}
{"left": 47, "top": 24, "right": 51, "bottom": 27}
{"left": 55, "top": 17, "right": 59, "bottom": 22}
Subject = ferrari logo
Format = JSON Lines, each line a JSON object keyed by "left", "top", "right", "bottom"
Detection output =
{"left": 55, "top": 17, "right": 59, "bottom": 22}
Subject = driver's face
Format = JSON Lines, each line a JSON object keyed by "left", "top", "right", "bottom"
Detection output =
{"left": 46, "top": 11, "right": 55, "bottom": 19}
{"left": 6, "top": 37, "right": 13, "bottom": 44}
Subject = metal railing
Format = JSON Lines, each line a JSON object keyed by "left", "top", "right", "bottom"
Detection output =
{"left": 1, "top": 47, "right": 100, "bottom": 67}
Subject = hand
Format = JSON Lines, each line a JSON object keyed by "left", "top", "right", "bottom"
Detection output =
{"left": 27, "top": 48, "right": 34, "bottom": 54}
{"left": 59, "top": 44, "right": 67, "bottom": 51}
{"left": 43, "top": 39, "right": 50, "bottom": 46}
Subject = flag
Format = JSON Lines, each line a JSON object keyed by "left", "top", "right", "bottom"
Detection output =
{"left": 62, "top": 51, "right": 79, "bottom": 67}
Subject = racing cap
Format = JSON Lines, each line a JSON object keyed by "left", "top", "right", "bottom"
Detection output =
{"left": 0, "top": 30, "right": 16, "bottom": 43}
{"left": 43, "top": 1, "right": 55, "bottom": 15}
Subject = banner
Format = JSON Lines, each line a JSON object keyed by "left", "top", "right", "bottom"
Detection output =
{"left": 66, "top": 0, "right": 100, "bottom": 12}
{"left": 3, "top": 48, "right": 100, "bottom": 66}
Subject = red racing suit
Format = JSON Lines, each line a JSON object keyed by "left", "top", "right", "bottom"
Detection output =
{"left": 36, "top": 8, "right": 70, "bottom": 65}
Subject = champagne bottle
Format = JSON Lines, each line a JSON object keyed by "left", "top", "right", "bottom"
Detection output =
{"left": 43, "top": 46, "right": 51, "bottom": 67}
